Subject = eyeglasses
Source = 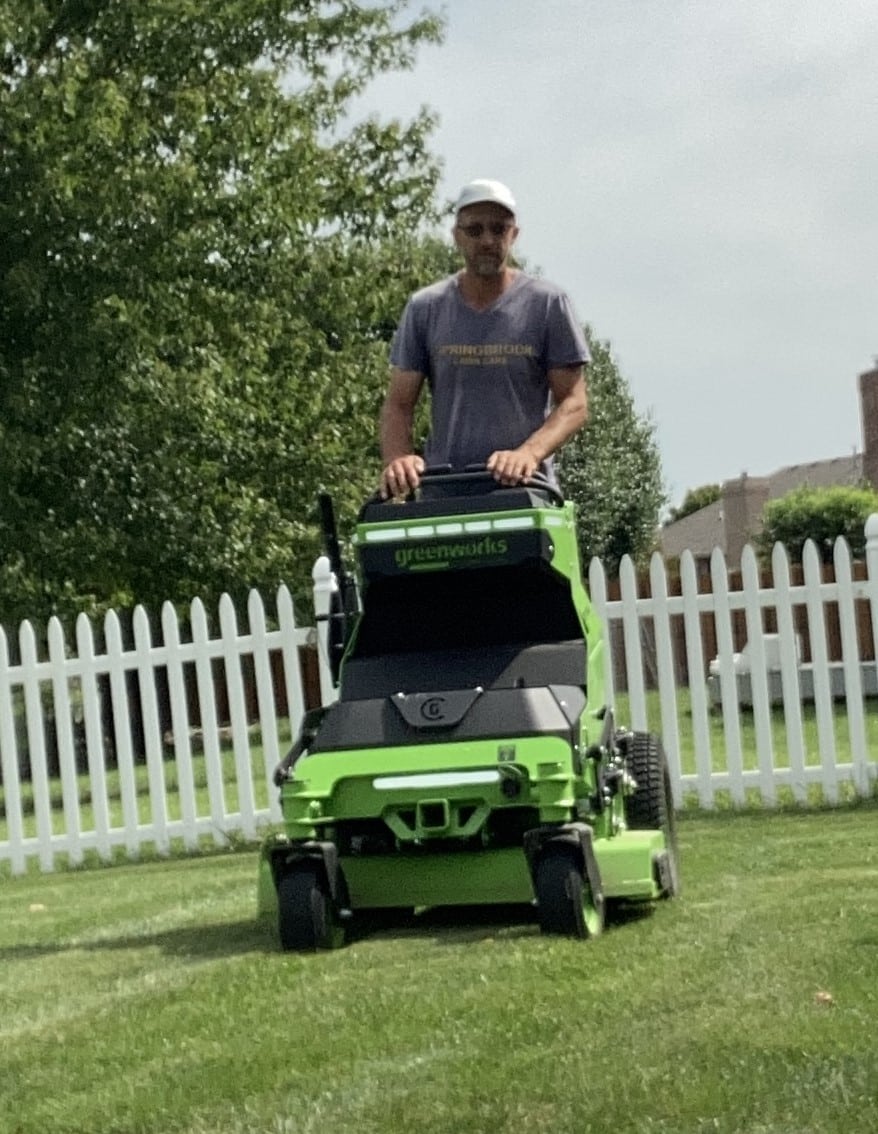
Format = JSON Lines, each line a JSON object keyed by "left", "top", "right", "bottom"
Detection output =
{"left": 456, "top": 221, "right": 515, "bottom": 239}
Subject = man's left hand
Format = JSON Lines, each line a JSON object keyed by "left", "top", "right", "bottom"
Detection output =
{"left": 486, "top": 447, "right": 540, "bottom": 485}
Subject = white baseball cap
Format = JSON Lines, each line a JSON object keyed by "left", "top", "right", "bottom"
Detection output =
{"left": 454, "top": 179, "right": 517, "bottom": 219}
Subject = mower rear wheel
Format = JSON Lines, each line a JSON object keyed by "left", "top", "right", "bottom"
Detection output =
{"left": 277, "top": 866, "right": 344, "bottom": 951}
{"left": 623, "top": 732, "right": 681, "bottom": 897}
{"left": 535, "top": 847, "right": 604, "bottom": 939}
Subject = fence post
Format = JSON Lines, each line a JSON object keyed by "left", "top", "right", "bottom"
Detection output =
{"left": 834, "top": 535, "right": 869, "bottom": 796}
{"left": 20, "top": 620, "right": 54, "bottom": 872}
{"left": 802, "top": 539, "right": 839, "bottom": 801}
{"left": 0, "top": 626, "right": 26, "bottom": 874}
{"left": 248, "top": 588, "right": 284, "bottom": 823}
{"left": 133, "top": 605, "right": 170, "bottom": 855}
{"left": 48, "top": 616, "right": 85, "bottom": 864}
{"left": 190, "top": 597, "right": 228, "bottom": 846}
{"left": 587, "top": 556, "right": 615, "bottom": 709}
{"left": 772, "top": 542, "right": 808, "bottom": 803}
{"left": 710, "top": 546, "right": 746, "bottom": 805}
{"left": 864, "top": 514, "right": 878, "bottom": 797}
{"left": 680, "top": 550, "right": 713, "bottom": 808}
{"left": 619, "top": 555, "right": 648, "bottom": 732}
{"left": 865, "top": 514, "right": 878, "bottom": 696}
{"left": 277, "top": 584, "right": 308, "bottom": 737}
{"left": 219, "top": 594, "right": 258, "bottom": 841}
{"left": 162, "top": 601, "right": 198, "bottom": 850}
{"left": 741, "top": 545, "right": 777, "bottom": 806}
{"left": 104, "top": 610, "right": 141, "bottom": 856}
{"left": 76, "top": 612, "right": 113, "bottom": 861}
{"left": 649, "top": 551, "right": 684, "bottom": 807}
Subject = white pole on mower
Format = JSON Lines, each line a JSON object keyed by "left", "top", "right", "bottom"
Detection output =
{"left": 312, "top": 555, "right": 340, "bottom": 706}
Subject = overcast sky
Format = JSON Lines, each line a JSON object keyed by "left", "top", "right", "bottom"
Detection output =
{"left": 355, "top": 0, "right": 877, "bottom": 508}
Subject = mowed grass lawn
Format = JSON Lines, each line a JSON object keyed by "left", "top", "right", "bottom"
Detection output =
{"left": 2, "top": 807, "right": 878, "bottom": 1134}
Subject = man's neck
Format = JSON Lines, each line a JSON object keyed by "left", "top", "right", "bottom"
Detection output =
{"left": 457, "top": 267, "right": 518, "bottom": 311}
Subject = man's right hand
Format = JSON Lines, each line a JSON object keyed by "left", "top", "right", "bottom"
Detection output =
{"left": 380, "top": 454, "right": 426, "bottom": 499}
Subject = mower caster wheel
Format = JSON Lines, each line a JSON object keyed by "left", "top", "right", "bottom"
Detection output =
{"left": 277, "top": 866, "right": 345, "bottom": 951}
{"left": 535, "top": 847, "right": 604, "bottom": 939}
{"left": 623, "top": 731, "right": 681, "bottom": 898}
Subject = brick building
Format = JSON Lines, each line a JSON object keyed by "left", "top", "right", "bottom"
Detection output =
{"left": 660, "top": 362, "right": 878, "bottom": 571}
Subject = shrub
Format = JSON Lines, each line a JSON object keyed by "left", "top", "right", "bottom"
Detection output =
{"left": 757, "top": 484, "right": 878, "bottom": 563}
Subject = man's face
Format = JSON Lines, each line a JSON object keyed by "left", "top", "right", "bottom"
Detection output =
{"left": 453, "top": 203, "right": 518, "bottom": 278}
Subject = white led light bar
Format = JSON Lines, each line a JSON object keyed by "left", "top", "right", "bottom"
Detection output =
{"left": 363, "top": 527, "right": 408, "bottom": 543}
{"left": 363, "top": 514, "right": 539, "bottom": 542}
{"left": 373, "top": 770, "right": 501, "bottom": 791}
{"left": 491, "top": 516, "right": 537, "bottom": 531}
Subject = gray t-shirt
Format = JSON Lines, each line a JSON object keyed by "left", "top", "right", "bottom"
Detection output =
{"left": 390, "top": 272, "right": 590, "bottom": 479}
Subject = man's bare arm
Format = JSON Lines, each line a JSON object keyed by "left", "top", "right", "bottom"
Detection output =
{"left": 487, "top": 364, "right": 588, "bottom": 483}
{"left": 379, "top": 367, "right": 427, "bottom": 497}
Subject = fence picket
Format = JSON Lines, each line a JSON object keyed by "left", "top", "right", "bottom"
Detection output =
{"left": 587, "top": 557, "right": 616, "bottom": 709}
{"left": 219, "top": 594, "right": 258, "bottom": 840}
{"left": 76, "top": 612, "right": 113, "bottom": 861}
{"left": 278, "top": 585, "right": 308, "bottom": 738}
{"left": 48, "top": 617, "right": 84, "bottom": 864}
{"left": 740, "top": 546, "right": 777, "bottom": 806}
{"left": 680, "top": 551, "right": 713, "bottom": 807}
{"left": 162, "top": 602, "right": 199, "bottom": 850}
{"left": 619, "top": 556, "right": 648, "bottom": 732}
{"left": 710, "top": 547, "right": 746, "bottom": 805}
{"left": 248, "top": 589, "right": 283, "bottom": 824}
{"left": 801, "top": 540, "right": 839, "bottom": 802}
{"left": 649, "top": 553, "right": 684, "bottom": 806}
{"left": 190, "top": 598, "right": 228, "bottom": 846}
{"left": 866, "top": 516, "right": 878, "bottom": 677}
{"left": 0, "top": 626, "right": 26, "bottom": 873}
{"left": 834, "top": 537, "right": 870, "bottom": 795}
{"left": 772, "top": 543, "right": 808, "bottom": 803}
{"left": 133, "top": 606, "right": 170, "bottom": 856}
{"left": 20, "top": 621, "right": 55, "bottom": 871}
{"left": 104, "top": 610, "right": 140, "bottom": 855}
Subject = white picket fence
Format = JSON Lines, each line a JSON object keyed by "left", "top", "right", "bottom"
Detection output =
{"left": 0, "top": 587, "right": 316, "bottom": 875}
{"left": 3, "top": 522, "right": 878, "bottom": 876}
{"left": 589, "top": 516, "right": 878, "bottom": 810}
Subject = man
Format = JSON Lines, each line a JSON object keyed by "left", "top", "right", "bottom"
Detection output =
{"left": 379, "top": 178, "right": 590, "bottom": 499}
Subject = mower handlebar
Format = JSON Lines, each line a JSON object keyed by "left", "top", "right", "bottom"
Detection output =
{"left": 368, "top": 464, "right": 565, "bottom": 507}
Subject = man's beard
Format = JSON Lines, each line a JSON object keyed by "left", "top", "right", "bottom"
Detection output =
{"left": 473, "top": 255, "right": 502, "bottom": 277}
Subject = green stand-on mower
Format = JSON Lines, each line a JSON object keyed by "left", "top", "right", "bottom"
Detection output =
{"left": 258, "top": 468, "right": 679, "bottom": 949}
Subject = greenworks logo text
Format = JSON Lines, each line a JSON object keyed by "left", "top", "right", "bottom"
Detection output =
{"left": 394, "top": 536, "right": 508, "bottom": 569}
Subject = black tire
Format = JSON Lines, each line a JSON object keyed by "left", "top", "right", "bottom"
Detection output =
{"left": 277, "top": 866, "right": 342, "bottom": 951}
{"left": 624, "top": 731, "right": 665, "bottom": 828}
{"left": 623, "top": 732, "right": 681, "bottom": 898}
{"left": 535, "top": 847, "right": 604, "bottom": 938}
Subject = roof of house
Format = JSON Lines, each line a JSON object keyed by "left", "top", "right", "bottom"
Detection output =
{"left": 660, "top": 453, "right": 864, "bottom": 560}
{"left": 765, "top": 453, "right": 863, "bottom": 499}
{"left": 660, "top": 499, "right": 724, "bottom": 560}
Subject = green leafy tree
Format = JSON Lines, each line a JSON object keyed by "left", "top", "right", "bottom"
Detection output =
{"left": 558, "top": 332, "right": 665, "bottom": 575}
{"left": 756, "top": 485, "right": 878, "bottom": 564}
{"left": 0, "top": 0, "right": 447, "bottom": 624}
{"left": 665, "top": 483, "right": 721, "bottom": 525}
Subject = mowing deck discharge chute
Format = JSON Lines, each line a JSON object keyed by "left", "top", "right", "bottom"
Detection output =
{"left": 258, "top": 469, "right": 679, "bottom": 949}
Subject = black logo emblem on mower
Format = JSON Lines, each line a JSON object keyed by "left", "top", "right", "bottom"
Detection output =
{"left": 392, "top": 688, "right": 483, "bottom": 729}
{"left": 420, "top": 697, "right": 446, "bottom": 722}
